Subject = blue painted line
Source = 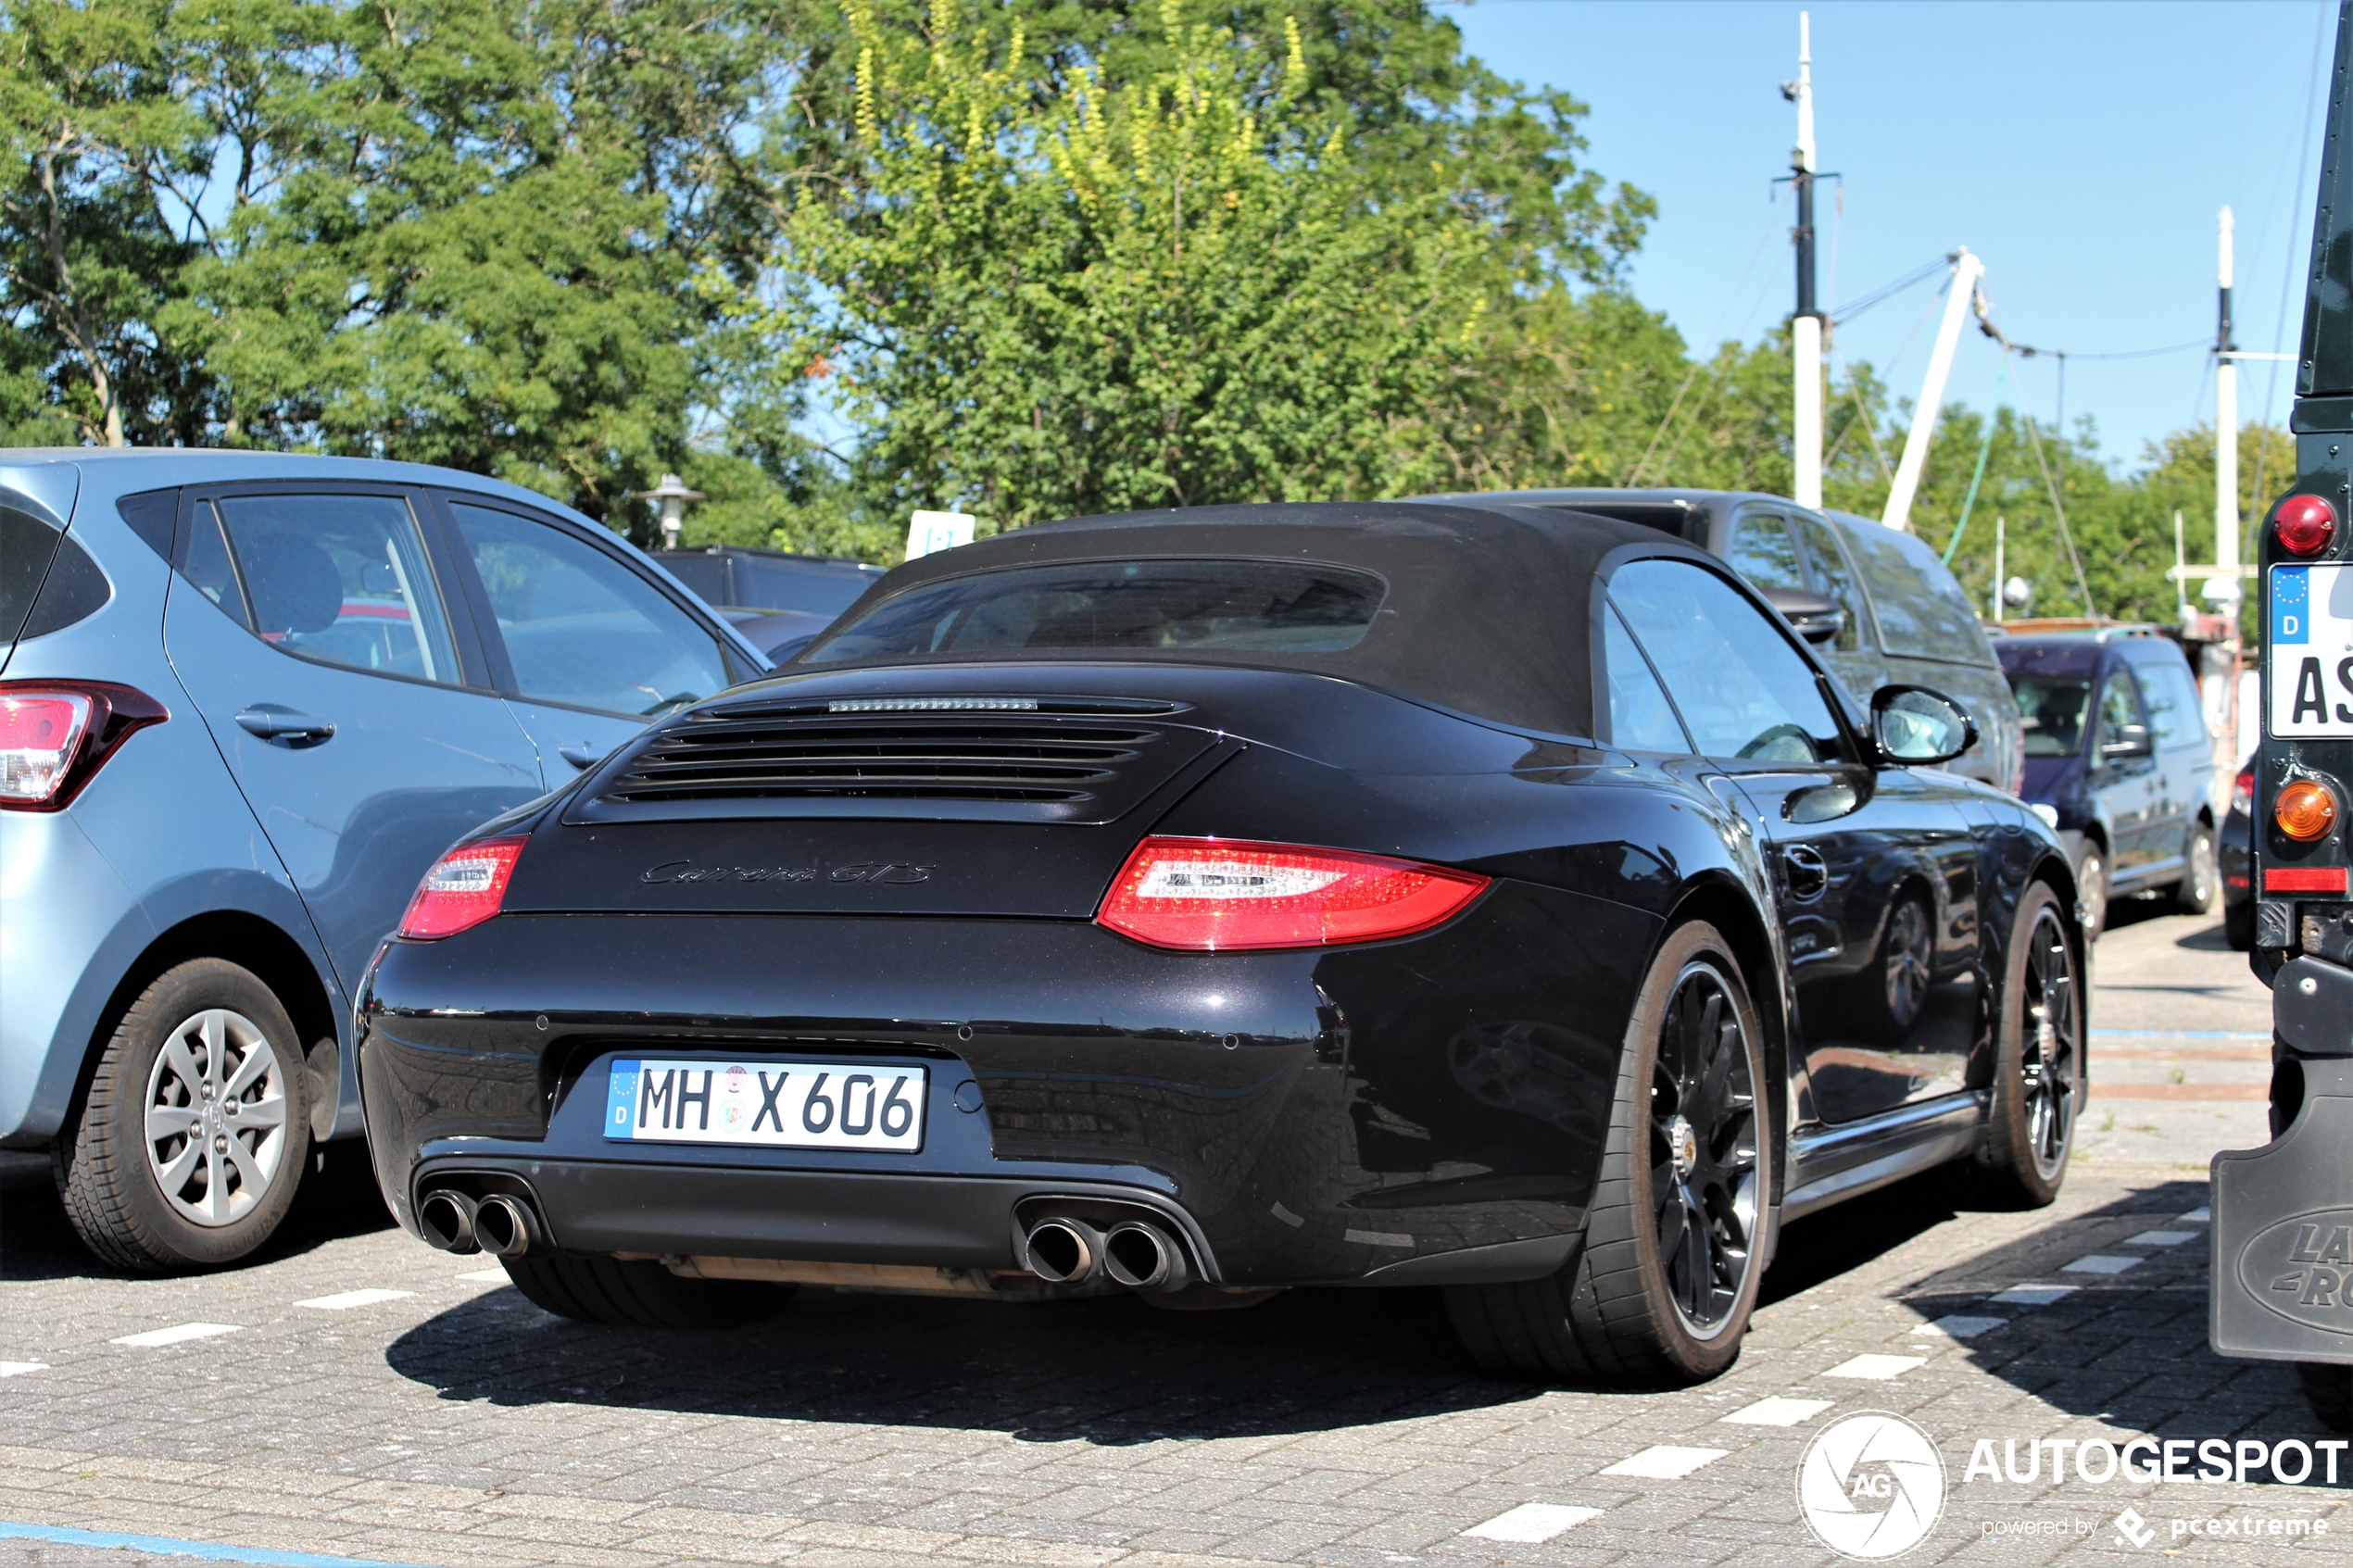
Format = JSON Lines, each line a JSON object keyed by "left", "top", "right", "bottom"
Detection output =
{"left": 0, "top": 1522, "right": 439, "bottom": 1568}
{"left": 2088, "top": 1029, "right": 2269, "bottom": 1040}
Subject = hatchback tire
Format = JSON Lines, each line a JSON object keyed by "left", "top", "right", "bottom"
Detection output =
{"left": 56, "top": 959, "right": 310, "bottom": 1273}
{"left": 2171, "top": 824, "right": 2219, "bottom": 915}
{"left": 1974, "top": 884, "right": 2081, "bottom": 1208}
{"left": 1446, "top": 921, "right": 1768, "bottom": 1386}
{"left": 2073, "top": 845, "right": 2108, "bottom": 938}
{"left": 500, "top": 1253, "right": 796, "bottom": 1329}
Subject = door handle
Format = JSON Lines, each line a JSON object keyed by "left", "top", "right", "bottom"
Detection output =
{"left": 234, "top": 706, "right": 336, "bottom": 746}
{"left": 559, "top": 744, "right": 606, "bottom": 770}
{"left": 1782, "top": 844, "right": 1830, "bottom": 900}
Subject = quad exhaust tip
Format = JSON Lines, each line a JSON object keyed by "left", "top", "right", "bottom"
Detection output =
{"left": 472, "top": 1194, "right": 536, "bottom": 1258}
{"left": 417, "top": 1190, "right": 479, "bottom": 1254}
{"left": 1023, "top": 1215, "right": 1190, "bottom": 1293}
{"left": 1022, "top": 1217, "right": 1102, "bottom": 1284}
{"left": 418, "top": 1188, "right": 538, "bottom": 1258}
{"left": 1101, "top": 1220, "right": 1189, "bottom": 1293}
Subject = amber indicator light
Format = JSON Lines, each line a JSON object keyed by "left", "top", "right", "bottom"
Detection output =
{"left": 2274, "top": 779, "right": 2338, "bottom": 842}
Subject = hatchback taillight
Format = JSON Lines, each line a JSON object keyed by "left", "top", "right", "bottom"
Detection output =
{"left": 2231, "top": 767, "right": 2254, "bottom": 818}
{"left": 1097, "top": 836, "right": 1490, "bottom": 951}
{"left": 398, "top": 836, "right": 528, "bottom": 939}
{"left": 0, "top": 681, "right": 168, "bottom": 810}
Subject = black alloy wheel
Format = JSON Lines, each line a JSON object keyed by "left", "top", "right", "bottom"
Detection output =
{"left": 1649, "top": 960, "right": 1763, "bottom": 1335}
{"left": 1976, "top": 884, "right": 2081, "bottom": 1206}
{"left": 1445, "top": 921, "right": 1768, "bottom": 1386}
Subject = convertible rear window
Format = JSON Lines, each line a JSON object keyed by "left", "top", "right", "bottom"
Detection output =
{"left": 804, "top": 558, "right": 1387, "bottom": 664}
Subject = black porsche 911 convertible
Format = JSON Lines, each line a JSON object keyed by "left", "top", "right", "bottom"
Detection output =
{"left": 358, "top": 500, "right": 2083, "bottom": 1386}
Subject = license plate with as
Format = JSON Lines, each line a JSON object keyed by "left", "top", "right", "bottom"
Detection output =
{"left": 2269, "top": 563, "right": 2353, "bottom": 738}
{"left": 603, "top": 1059, "right": 926, "bottom": 1151}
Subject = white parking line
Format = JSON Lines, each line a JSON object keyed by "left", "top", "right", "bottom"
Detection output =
{"left": 1598, "top": 1445, "right": 1727, "bottom": 1479}
{"left": 295, "top": 1289, "right": 418, "bottom": 1311}
{"left": 1989, "top": 1283, "right": 2077, "bottom": 1306}
{"left": 2062, "top": 1255, "right": 2144, "bottom": 1274}
{"left": 1824, "top": 1354, "right": 1925, "bottom": 1381}
{"left": 2178, "top": 1206, "right": 2211, "bottom": 1223}
{"left": 109, "top": 1323, "right": 239, "bottom": 1348}
{"left": 1462, "top": 1504, "right": 1603, "bottom": 1542}
{"left": 2123, "top": 1230, "right": 2198, "bottom": 1248}
{"left": 1916, "top": 1314, "right": 2007, "bottom": 1339}
{"left": 1720, "top": 1396, "right": 1833, "bottom": 1426}
{"left": 0, "top": 1361, "right": 48, "bottom": 1376}
{"left": 456, "top": 1268, "right": 510, "bottom": 1284}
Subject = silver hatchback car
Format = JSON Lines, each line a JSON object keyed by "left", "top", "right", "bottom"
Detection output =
{"left": 1, "top": 452, "right": 765, "bottom": 1271}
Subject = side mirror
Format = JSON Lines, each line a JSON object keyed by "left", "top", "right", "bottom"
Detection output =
{"left": 1872, "top": 684, "right": 1976, "bottom": 765}
{"left": 1760, "top": 585, "right": 1847, "bottom": 646}
{"left": 2098, "top": 723, "right": 2153, "bottom": 763}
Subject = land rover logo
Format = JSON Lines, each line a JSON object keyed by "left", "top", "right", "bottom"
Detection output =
{"left": 2240, "top": 1207, "right": 2353, "bottom": 1331}
{"left": 642, "top": 860, "right": 935, "bottom": 885}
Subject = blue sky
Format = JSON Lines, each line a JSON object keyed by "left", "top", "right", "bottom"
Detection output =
{"left": 1446, "top": 0, "right": 2334, "bottom": 471}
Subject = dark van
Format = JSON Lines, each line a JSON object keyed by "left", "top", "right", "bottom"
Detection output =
{"left": 1994, "top": 625, "right": 2217, "bottom": 935}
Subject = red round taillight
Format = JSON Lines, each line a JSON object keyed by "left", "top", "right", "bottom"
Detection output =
{"left": 2274, "top": 494, "right": 2338, "bottom": 556}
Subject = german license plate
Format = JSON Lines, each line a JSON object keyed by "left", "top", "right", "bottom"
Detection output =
{"left": 603, "top": 1059, "right": 926, "bottom": 1151}
{"left": 2269, "top": 563, "right": 2353, "bottom": 738}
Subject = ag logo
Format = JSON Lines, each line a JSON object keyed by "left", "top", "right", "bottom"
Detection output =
{"left": 1796, "top": 1411, "right": 1945, "bottom": 1560}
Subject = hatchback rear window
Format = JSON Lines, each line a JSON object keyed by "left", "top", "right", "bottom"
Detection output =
{"left": 1838, "top": 522, "right": 1993, "bottom": 664}
{"left": 804, "top": 559, "right": 1387, "bottom": 664}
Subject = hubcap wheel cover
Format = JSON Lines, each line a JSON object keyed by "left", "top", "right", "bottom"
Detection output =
{"left": 143, "top": 1009, "right": 290, "bottom": 1228}
{"left": 1649, "top": 960, "right": 1760, "bottom": 1338}
{"left": 2018, "top": 908, "right": 2080, "bottom": 1180}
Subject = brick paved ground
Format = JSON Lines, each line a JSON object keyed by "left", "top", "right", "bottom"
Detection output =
{"left": 2, "top": 909, "right": 2343, "bottom": 1568}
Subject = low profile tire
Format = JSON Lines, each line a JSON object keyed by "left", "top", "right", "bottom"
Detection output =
{"left": 499, "top": 1253, "right": 795, "bottom": 1329}
{"left": 2223, "top": 897, "right": 2254, "bottom": 952}
{"left": 1973, "top": 883, "right": 2082, "bottom": 1208}
{"left": 2296, "top": 1362, "right": 2353, "bottom": 1433}
{"left": 55, "top": 959, "right": 310, "bottom": 1273}
{"left": 2072, "top": 844, "right": 2108, "bottom": 939}
{"left": 2172, "top": 825, "right": 2219, "bottom": 915}
{"left": 1446, "top": 921, "right": 1768, "bottom": 1386}
{"left": 1847, "top": 891, "right": 1934, "bottom": 1045}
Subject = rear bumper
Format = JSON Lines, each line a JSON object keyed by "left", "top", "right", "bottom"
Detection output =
{"left": 358, "top": 896, "right": 1653, "bottom": 1286}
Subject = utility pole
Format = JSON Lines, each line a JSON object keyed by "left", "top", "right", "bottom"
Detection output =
{"left": 2215, "top": 207, "right": 2240, "bottom": 596}
{"left": 1881, "top": 248, "right": 1983, "bottom": 533}
{"left": 1787, "top": 12, "right": 1823, "bottom": 511}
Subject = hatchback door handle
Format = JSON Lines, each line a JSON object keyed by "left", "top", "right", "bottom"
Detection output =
{"left": 559, "top": 744, "right": 606, "bottom": 770}
{"left": 234, "top": 706, "right": 336, "bottom": 746}
{"left": 1782, "top": 844, "right": 1830, "bottom": 900}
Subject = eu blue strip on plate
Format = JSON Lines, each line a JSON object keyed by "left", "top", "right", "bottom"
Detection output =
{"left": 0, "top": 1521, "right": 440, "bottom": 1568}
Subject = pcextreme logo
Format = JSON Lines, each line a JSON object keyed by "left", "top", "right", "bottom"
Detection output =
{"left": 1797, "top": 1411, "right": 1947, "bottom": 1560}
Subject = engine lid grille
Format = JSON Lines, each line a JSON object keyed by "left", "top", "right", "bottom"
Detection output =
{"left": 568, "top": 696, "right": 1215, "bottom": 824}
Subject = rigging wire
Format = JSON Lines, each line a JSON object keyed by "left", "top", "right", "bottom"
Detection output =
{"left": 1623, "top": 206, "right": 1781, "bottom": 487}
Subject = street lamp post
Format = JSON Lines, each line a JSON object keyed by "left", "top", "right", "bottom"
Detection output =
{"left": 635, "top": 473, "right": 705, "bottom": 550}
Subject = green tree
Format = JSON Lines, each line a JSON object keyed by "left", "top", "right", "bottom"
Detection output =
{"left": 734, "top": 0, "right": 1563, "bottom": 529}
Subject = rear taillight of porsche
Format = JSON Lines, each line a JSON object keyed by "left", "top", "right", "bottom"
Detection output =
{"left": 1097, "top": 836, "right": 1489, "bottom": 951}
{"left": 0, "top": 681, "right": 168, "bottom": 811}
{"left": 397, "top": 836, "right": 528, "bottom": 939}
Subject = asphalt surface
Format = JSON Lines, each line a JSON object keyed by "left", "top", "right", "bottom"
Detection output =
{"left": 1, "top": 907, "right": 2342, "bottom": 1568}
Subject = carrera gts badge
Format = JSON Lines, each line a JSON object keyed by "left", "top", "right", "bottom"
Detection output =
{"left": 641, "top": 860, "right": 934, "bottom": 885}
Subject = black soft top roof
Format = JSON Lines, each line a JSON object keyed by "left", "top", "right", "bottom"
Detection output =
{"left": 812, "top": 500, "right": 1677, "bottom": 738}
